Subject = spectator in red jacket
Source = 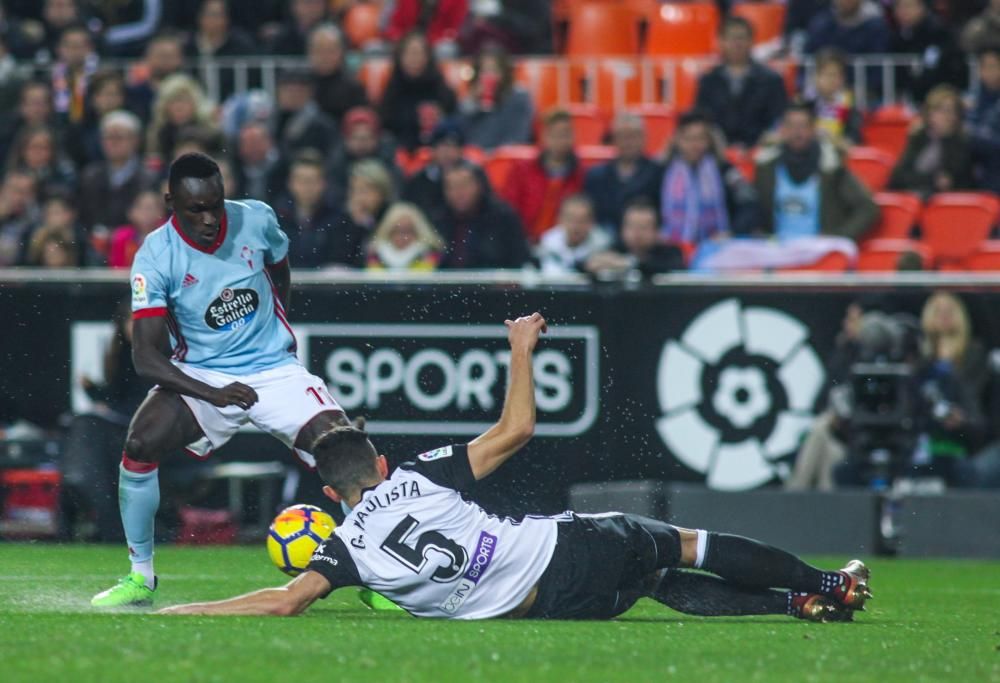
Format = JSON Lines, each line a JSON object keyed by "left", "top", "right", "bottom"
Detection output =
{"left": 384, "top": 0, "right": 469, "bottom": 54}
{"left": 501, "top": 108, "right": 584, "bottom": 243}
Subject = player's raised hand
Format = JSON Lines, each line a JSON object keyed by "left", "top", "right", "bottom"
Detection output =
{"left": 209, "top": 382, "right": 259, "bottom": 410}
{"left": 504, "top": 312, "right": 547, "bottom": 353}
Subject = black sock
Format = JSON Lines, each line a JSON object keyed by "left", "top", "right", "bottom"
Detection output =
{"left": 700, "top": 532, "right": 842, "bottom": 594}
{"left": 652, "top": 569, "right": 790, "bottom": 616}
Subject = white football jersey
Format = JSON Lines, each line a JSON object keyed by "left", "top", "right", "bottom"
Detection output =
{"left": 306, "top": 444, "right": 560, "bottom": 619}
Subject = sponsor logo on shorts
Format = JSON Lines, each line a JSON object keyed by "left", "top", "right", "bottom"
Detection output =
{"left": 131, "top": 274, "right": 147, "bottom": 306}
{"left": 204, "top": 288, "right": 259, "bottom": 331}
{"left": 310, "top": 553, "right": 338, "bottom": 566}
{"left": 418, "top": 446, "right": 452, "bottom": 462}
{"left": 439, "top": 531, "right": 497, "bottom": 614}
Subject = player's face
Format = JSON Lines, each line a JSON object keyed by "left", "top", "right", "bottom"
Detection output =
{"left": 169, "top": 176, "right": 225, "bottom": 248}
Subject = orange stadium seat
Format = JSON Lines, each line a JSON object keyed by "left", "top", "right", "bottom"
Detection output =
{"left": 626, "top": 104, "right": 677, "bottom": 156}
{"left": 485, "top": 145, "right": 537, "bottom": 190}
{"left": 961, "top": 241, "right": 1000, "bottom": 271}
{"left": 846, "top": 147, "right": 896, "bottom": 192}
{"left": 646, "top": 3, "right": 720, "bottom": 56}
{"left": 440, "top": 59, "right": 472, "bottom": 99}
{"left": 725, "top": 147, "right": 757, "bottom": 182}
{"left": 566, "top": 104, "right": 608, "bottom": 145}
{"left": 343, "top": 2, "right": 382, "bottom": 49}
{"left": 356, "top": 58, "right": 391, "bottom": 102}
{"left": 514, "top": 59, "right": 582, "bottom": 111}
{"left": 863, "top": 105, "right": 914, "bottom": 160}
{"left": 578, "top": 144, "right": 617, "bottom": 171}
{"left": 578, "top": 58, "right": 646, "bottom": 110}
{"left": 654, "top": 58, "right": 703, "bottom": 109}
{"left": 857, "top": 239, "right": 933, "bottom": 271}
{"left": 566, "top": 3, "right": 642, "bottom": 56}
{"left": 920, "top": 192, "right": 1000, "bottom": 266}
{"left": 731, "top": 3, "right": 787, "bottom": 47}
{"left": 864, "top": 192, "right": 922, "bottom": 243}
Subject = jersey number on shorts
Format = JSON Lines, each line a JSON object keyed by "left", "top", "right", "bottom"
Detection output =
{"left": 306, "top": 385, "right": 335, "bottom": 406}
{"left": 380, "top": 515, "right": 468, "bottom": 583}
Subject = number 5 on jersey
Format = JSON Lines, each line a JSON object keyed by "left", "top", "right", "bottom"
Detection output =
{"left": 381, "top": 515, "right": 468, "bottom": 583}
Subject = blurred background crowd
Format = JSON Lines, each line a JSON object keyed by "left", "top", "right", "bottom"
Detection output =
{"left": 0, "top": 0, "right": 998, "bottom": 276}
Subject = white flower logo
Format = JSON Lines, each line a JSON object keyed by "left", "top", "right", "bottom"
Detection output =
{"left": 655, "top": 299, "right": 825, "bottom": 490}
{"left": 713, "top": 366, "right": 772, "bottom": 429}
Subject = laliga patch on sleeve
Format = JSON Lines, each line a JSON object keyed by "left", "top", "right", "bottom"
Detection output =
{"left": 131, "top": 274, "right": 148, "bottom": 306}
{"left": 418, "top": 446, "right": 453, "bottom": 462}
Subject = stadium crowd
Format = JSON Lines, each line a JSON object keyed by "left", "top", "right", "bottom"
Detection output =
{"left": 0, "top": 0, "right": 998, "bottom": 275}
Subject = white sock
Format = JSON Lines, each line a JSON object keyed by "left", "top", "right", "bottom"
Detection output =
{"left": 131, "top": 559, "right": 155, "bottom": 588}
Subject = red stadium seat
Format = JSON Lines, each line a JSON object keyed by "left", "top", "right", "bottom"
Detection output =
{"left": 646, "top": 3, "right": 720, "bottom": 56}
{"left": 846, "top": 147, "right": 895, "bottom": 192}
{"left": 577, "top": 144, "right": 617, "bottom": 171}
{"left": 920, "top": 192, "right": 1000, "bottom": 266}
{"left": 863, "top": 105, "right": 915, "bottom": 160}
{"left": 857, "top": 239, "right": 933, "bottom": 272}
{"left": 485, "top": 145, "right": 537, "bottom": 190}
{"left": 626, "top": 104, "right": 677, "bottom": 156}
{"left": 566, "top": 3, "right": 642, "bottom": 56}
{"left": 731, "top": 3, "right": 787, "bottom": 47}
{"left": 961, "top": 241, "right": 1000, "bottom": 271}
{"left": 343, "top": 2, "right": 382, "bottom": 49}
{"left": 565, "top": 104, "right": 608, "bottom": 146}
{"left": 864, "top": 192, "right": 922, "bottom": 243}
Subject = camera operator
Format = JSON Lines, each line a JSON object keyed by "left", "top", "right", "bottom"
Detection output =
{"left": 786, "top": 299, "right": 870, "bottom": 491}
{"left": 834, "top": 292, "right": 987, "bottom": 488}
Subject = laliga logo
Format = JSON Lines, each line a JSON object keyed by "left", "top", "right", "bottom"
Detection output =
{"left": 655, "top": 299, "right": 824, "bottom": 491}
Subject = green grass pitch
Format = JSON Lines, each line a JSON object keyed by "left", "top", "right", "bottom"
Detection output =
{"left": 0, "top": 544, "right": 997, "bottom": 683}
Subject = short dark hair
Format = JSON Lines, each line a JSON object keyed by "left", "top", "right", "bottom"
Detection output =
{"left": 785, "top": 98, "right": 817, "bottom": 121}
{"left": 978, "top": 46, "right": 1000, "bottom": 63}
{"left": 312, "top": 424, "right": 379, "bottom": 495}
{"left": 290, "top": 148, "right": 325, "bottom": 173}
{"left": 720, "top": 16, "right": 754, "bottom": 38}
{"left": 168, "top": 152, "right": 220, "bottom": 195}
{"left": 677, "top": 109, "right": 715, "bottom": 130}
{"left": 542, "top": 108, "right": 572, "bottom": 128}
{"left": 622, "top": 196, "right": 659, "bottom": 224}
{"left": 815, "top": 47, "right": 848, "bottom": 72}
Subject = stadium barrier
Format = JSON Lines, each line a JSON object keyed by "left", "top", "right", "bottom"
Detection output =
{"left": 39, "top": 53, "right": 946, "bottom": 114}
{"left": 2, "top": 270, "right": 1000, "bottom": 529}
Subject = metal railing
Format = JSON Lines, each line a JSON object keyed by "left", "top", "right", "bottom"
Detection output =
{"left": 30, "top": 53, "right": 955, "bottom": 113}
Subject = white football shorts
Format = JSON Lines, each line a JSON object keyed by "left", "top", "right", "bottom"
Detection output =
{"left": 159, "top": 361, "right": 343, "bottom": 468}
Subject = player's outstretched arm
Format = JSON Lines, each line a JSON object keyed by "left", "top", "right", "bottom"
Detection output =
{"left": 467, "top": 313, "right": 547, "bottom": 480}
{"left": 132, "top": 316, "right": 259, "bottom": 409}
{"left": 158, "top": 571, "right": 329, "bottom": 616}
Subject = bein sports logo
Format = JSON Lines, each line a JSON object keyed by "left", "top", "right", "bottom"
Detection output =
{"left": 655, "top": 299, "right": 824, "bottom": 491}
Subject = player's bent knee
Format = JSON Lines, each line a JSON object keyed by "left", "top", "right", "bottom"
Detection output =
{"left": 123, "top": 432, "right": 156, "bottom": 464}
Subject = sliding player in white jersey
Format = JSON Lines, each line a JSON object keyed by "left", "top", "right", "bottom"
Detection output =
{"left": 161, "top": 313, "right": 871, "bottom": 622}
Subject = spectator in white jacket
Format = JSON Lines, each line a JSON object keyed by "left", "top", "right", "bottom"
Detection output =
{"left": 536, "top": 194, "right": 611, "bottom": 275}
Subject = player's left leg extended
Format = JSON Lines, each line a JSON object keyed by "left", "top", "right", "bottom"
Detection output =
{"left": 603, "top": 514, "right": 870, "bottom": 620}
{"left": 649, "top": 569, "right": 852, "bottom": 622}
{"left": 671, "top": 527, "right": 871, "bottom": 613}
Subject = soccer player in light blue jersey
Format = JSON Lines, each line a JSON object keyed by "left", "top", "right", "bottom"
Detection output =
{"left": 92, "top": 153, "right": 350, "bottom": 607}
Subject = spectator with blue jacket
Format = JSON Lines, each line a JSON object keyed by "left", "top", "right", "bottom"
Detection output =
{"left": 969, "top": 47, "right": 1000, "bottom": 194}
{"left": 805, "top": 0, "right": 890, "bottom": 56}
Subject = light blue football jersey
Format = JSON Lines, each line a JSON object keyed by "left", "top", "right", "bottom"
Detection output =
{"left": 130, "top": 199, "right": 297, "bottom": 374}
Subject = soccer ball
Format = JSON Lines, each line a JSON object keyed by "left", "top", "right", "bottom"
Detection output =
{"left": 266, "top": 504, "right": 336, "bottom": 576}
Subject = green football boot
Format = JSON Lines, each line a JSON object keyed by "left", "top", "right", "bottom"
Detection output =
{"left": 359, "top": 588, "right": 404, "bottom": 612}
{"left": 91, "top": 572, "right": 157, "bottom": 608}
